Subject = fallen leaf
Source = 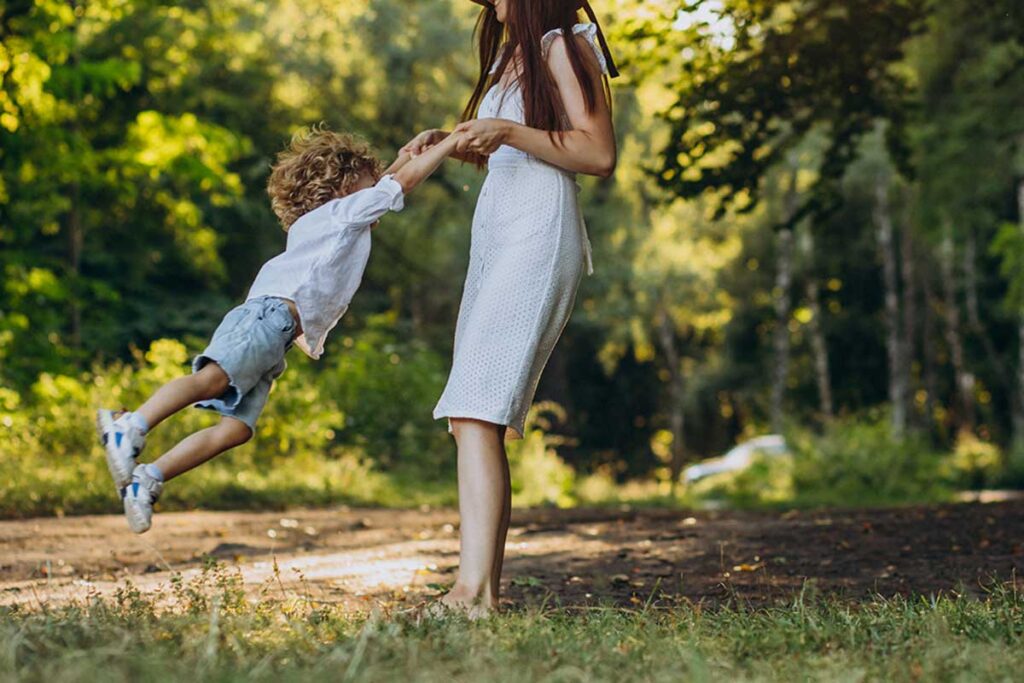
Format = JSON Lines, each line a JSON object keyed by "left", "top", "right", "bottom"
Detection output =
{"left": 732, "top": 563, "right": 764, "bottom": 572}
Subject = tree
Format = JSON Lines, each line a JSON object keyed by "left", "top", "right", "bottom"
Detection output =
{"left": 655, "top": 0, "right": 927, "bottom": 226}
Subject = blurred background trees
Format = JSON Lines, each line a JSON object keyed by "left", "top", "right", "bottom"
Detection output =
{"left": 1, "top": 0, "right": 1022, "bottom": 514}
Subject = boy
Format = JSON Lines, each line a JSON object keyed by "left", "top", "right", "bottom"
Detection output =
{"left": 97, "top": 127, "right": 462, "bottom": 533}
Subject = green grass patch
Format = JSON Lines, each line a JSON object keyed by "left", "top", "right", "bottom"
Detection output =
{"left": 2, "top": 566, "right": 1022, "bottom": 681}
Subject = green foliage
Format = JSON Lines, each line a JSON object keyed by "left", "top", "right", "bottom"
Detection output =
{"left": 321, "top": 314, "right": 451, "bottom": 474}
{"left": 787, "top": 414, "right": 951, "bottom": 507}
{"left": 943, "top": 431, "right": 1004, "bottom": 490}
{"left": 680, "top": 415, "right": 955, "bottom": 509}
{"left": 508, "top": 402, "right": 577, "bottom": 507}
{"left": 2, "top": 0, "right": 1024, "bottom": 516}
{"left": 654, "top": 0, "right": 927, "bottom": 223}
{"left": 685, "top": 452, "right": 796, "bottom": 507}
{"left": 1, "top": 571, "right": 1023, "bottom": 681}
{"left": 991, "top": 220, "right": 1024, "bottom": 314}
{"left": 0, "top": 334, "right": 456, "bottom": 518}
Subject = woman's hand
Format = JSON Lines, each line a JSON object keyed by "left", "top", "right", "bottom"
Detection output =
{"left": 401, "top": 129, "right": 449, "bottom": 156}
{"left": 453, "top": 118, "right": 513, "bottom": 156}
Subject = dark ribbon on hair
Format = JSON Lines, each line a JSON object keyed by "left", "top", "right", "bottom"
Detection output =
{"left": 579, "top": 0, "right": 620, "bottom": 78}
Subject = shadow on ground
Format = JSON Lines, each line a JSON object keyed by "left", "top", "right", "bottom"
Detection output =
{"left": 2, "top": 502, "right": 1022, "bottom": 610}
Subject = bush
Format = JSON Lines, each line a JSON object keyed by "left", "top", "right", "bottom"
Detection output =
{"left": 0, "top": 328, "right": 456, "bottom": 518}
{"left": 676, "top": 414, "right": 954, "bottom": 509}
{"left": 685, "top": 453, "right": 795, "bottom": 507}
{"left": 787, "top": 415, "right": 951, "bottom": 507}
{"left": 942, "top": 430, "right": 1003, "bottom": 489}
{"left": 319, "top": 313, "right": 452, "bottom": 475}
{"left": 508, "top": 402, "right": 576, "bottom": 507}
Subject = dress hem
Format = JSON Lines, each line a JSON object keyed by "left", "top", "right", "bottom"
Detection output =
{"left": 432, "top": 409, "right": 525, "bottom": 441}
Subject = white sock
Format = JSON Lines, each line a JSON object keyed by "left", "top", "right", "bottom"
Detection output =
{"left": 144, "top": 463, "right": 164, "bottom": 482}
{"left": 124, "top": 411, "right": 149, "bottom": 435}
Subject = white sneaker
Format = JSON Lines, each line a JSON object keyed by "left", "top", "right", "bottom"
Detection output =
{"left": 96, "top": 409, "right": 146, "bottom": 489}
{"left": 122, "top": 465, "right": 163, "bottom": 534}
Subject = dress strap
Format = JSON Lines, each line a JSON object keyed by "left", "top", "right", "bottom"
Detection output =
{"left": 541, "top": 23, "right": 610, "bottom": 76}
{"left": 488, "top": 45, "right": 506, "bottom": 75}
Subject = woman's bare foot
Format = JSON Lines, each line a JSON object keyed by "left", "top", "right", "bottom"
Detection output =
{"left": 432, "top": 583, "right": 497, "bottom": 620}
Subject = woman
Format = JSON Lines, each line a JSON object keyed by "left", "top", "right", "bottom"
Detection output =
{"left": 403, "top": 0, "right": 617, "bottom": 617}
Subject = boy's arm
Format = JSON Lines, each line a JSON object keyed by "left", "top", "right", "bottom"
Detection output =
{"left": 402, "top": 129, "right": 487, "bottom": 166}
{"left": 383, "top": 151, "right": 413, "bottom": 177}
{"left": 391, "top": 133, "right": 463, "bottom": 193}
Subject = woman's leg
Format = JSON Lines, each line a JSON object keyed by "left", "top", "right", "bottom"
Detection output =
{"left": 441, "top": 418, "right": 511, "bottom": 616}
{"left": 491, "top": 433, "right": 511, "bottom": 600}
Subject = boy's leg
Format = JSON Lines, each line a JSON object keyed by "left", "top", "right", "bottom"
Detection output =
{"left": 136, "top": 362, "right": 231, "bottom": 432}
{"left": 97, "top": 362, "right": 231, "bottom": 489}
{"left": 122, "top": 417, "right": 251, "bottom": 534}
{"left": 151, "top": 416, "right": 252, "bottom": 481}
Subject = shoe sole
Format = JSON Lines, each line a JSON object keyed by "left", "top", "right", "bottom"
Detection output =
{"left": 96, "top": 409, "right": 135, "bottom": 490}
{"left": 124, "top": 498, "right": 152, "bottom": 534}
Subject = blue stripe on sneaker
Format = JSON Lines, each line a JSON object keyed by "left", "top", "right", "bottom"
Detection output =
{"left": 132, "top": 482, "right": 140, "bottom": 497}
{"left": 115, "top": 432, "right": 123, "bottom": 448}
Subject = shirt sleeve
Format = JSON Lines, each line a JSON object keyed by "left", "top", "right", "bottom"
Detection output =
{"left": 327, "top": 174, "right": 405, "bottom": 228}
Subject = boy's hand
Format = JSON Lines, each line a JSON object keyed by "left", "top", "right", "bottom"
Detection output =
{"left": 402, "top": 129, "right": 448, "bottom": 156}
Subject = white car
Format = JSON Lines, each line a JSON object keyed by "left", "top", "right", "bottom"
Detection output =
{"left": 682, "top": 435, "right": 789, "bottom": 483}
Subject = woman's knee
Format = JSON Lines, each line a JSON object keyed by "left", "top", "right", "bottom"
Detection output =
{"left": 450, "top": 417, "right": 502, "bottom": 443}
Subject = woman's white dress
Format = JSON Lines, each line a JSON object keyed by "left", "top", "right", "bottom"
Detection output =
{"left": 433, "top": 23, "right": 608, "bottom": 438}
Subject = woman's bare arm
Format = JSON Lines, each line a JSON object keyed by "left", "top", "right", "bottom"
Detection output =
{"left": 402, "top": 129, "right": 488, "bottom": 166}
{"left": 455, "top": 35, "right": 616, "bottom": 178}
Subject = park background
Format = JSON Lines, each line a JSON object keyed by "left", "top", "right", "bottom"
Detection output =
{"left": 2, "top": 0, "right": 1023, "bottom": 517}
{"left": 3, "top": 2, "right": 1024, "bottom": 681}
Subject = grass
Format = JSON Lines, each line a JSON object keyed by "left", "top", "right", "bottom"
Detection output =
{"left": 1, "top": 565, "right": 1022, "bottom": 682}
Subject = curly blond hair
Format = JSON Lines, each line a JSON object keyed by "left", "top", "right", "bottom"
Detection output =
{"left": 267, "top": 126, "right": 383, "bottom": 230}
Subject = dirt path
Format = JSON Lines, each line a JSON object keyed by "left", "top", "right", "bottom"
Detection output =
{"left": 2, "top": 501, "right": 1023, "bottom": 611}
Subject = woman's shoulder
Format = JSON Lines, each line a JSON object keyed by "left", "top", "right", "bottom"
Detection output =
{"left": 540, "top": 23, "right": 608, "bottom": 75}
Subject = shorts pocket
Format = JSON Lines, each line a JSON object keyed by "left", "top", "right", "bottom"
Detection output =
{"left": 211, "top": 305, "right": 255, "bottom": 343}
{"left": 257, "top": 303, "right": 297, "bottom": 344}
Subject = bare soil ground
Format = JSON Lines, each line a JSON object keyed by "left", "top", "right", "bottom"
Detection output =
{"left": 2, "top": 501, "right": 1022, "bottom": 611}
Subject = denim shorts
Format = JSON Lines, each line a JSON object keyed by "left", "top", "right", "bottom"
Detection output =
{"left": 192, "top": 296, "right": 297, "bottom": 432}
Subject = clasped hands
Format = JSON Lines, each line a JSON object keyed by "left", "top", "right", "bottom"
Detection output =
{"left": 400, "top": 119, "right": 512, "bottom": 158}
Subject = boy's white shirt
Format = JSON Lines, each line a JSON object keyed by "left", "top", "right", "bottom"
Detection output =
{"left": 246, "top": 175, "right": 405, "bottom": 359}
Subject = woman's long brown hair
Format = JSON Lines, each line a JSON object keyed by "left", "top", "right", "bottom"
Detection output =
{"left": 461, "top": 0, "right": 616, "bottom": 138}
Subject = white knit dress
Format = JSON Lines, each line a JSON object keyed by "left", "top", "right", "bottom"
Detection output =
{"left": 433, "top": 23, "right": 607, "bottom": 439}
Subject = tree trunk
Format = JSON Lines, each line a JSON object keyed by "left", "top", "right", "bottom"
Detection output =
{"left": 875, "top": 177, "right": 906, "bottom": 437}
{"left": 921, "top": 272, "right": 939, "bottom": 432}
{"left": 799, "top": 227, "right": 833, "bottom": 420}
{"left": 656, "top": 308, "right": 686, "bottom": 495}
{"left": 1014, "top": 180, "right": 1024, "bottom": 447}
{"left": 68, "top": 182, "right": 83, "bottom": 348}
{"left": 67, "top": 6, "right": 83, "bottom": 348}
{"left": 900, "top": 212, "right": 918, "bottom": 427}
{"left": 940, "top": 221, "right": 975, "bottom": 432}
{"left": 963, "top": 227, "right": 1010, "bottom": 392}
{"left": 770, "top": 169, "right": 798, "bottom": 434}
